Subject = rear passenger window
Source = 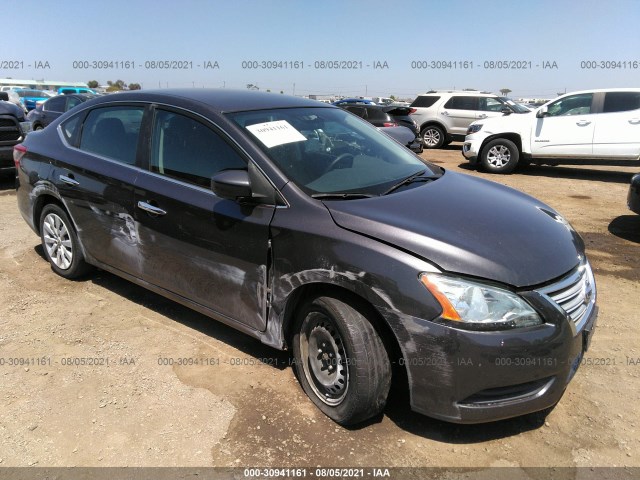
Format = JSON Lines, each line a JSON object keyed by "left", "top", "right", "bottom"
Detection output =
{"left": 444, "top": 96, "right": 480, "bottom": 110}
{"left": 344, "top": 106, "right": 366, "bottom": 118}
{"left": 410, "top": 96, "right": 439, "bottom": 108}
{"left": 44, "top": 96, "right": 66, "bottom": 113}
{"left": 150, "top": 110, "right": 246, "bottom": 188}
{"left": 603, "top": 92, "right": 640, "bottom": 113}
{"left": 66, "top": 97, "right": 82, "bottom": 111}
{"left": 79, "top": 107, "right": 144, "bottom": 165}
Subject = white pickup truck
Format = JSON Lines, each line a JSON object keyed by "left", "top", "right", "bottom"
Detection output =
{"left": 462, "top": 88, "right": 640, "bottom": 173}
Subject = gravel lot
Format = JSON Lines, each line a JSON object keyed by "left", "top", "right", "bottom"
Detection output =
{"left": 0, "top": 146, "right": 639, "bottom": 472}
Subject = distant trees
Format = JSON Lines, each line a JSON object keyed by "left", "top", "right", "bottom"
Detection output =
{"left": 87, "top": 80, "right": 142, "bottom": 91}
{"left": 500, "top": 88, "right": 512, "bottom": 97}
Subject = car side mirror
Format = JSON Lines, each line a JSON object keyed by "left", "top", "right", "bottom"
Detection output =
{"left": 501, "top": 107, "right": 512, "bottom": 115}
{"left": 211, "top": 170, "right": 252, "bottom": 200}
{"left": 536, "top": 106, "right": 548, "bottom": 118}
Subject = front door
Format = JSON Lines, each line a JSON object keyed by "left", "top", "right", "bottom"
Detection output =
{"left": 133, "top": 107, "right": 274, "bottom": 331}
{"left": 530, "top": 93, "right": 595, "bottom": 157}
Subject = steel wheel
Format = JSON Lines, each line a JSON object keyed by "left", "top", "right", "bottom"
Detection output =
{"left": 292, "top": 295, "right": 391, "bottom": 425}
{"left": 421, "top": 125, "right": 445, "bottom": 149}
{"left": 299, "top": 312, "right": 348, "bottom": 405}
{"left": 42, "top": 212, "right": 73, "bottom": 270}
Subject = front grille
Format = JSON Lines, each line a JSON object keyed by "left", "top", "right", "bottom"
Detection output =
{"left": 538, "top": 261, "right": 595, "bottom": 328}
{"left": 0, "top": 115, "right": 21, "bottom": 144}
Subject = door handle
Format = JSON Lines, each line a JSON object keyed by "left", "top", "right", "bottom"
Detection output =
{"left": 477, "top": 114, "right": 488, "bottom": 119}
{"left": 59, "top": 174, "right": 79, "bottom": 186}
{"left": 629, "top": 119, "right": 640, "bottom": 125}
{"left": 137, "top": 201, "right": 167, "bottom": 216}
{"left": 441, "top": 111, "right": 449, "bottom": 116}
{"left": 576, "top": 120, "right": 591, "bottom": 126}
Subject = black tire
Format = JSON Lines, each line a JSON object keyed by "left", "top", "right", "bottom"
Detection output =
{"left": 39, "top": 204, "right": 91, "bottom": 279}
{"left": 292, "top": 295, "right": 391, "bottom": 425}
{"left": 480, "top": 138, "right": 520, "bottom": 174}
{"left": 421, "top": 125, "right": 445, "bottom": 149}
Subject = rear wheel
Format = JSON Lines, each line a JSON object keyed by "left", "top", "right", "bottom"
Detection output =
{"left": 292, "top": 295, "right": 391, "bottom": 425}
{"left": 480, "top": 138, "right": 520, "bottom": 173}
{"left": 39, "top": 204, "right": 91, "bottom": 279}
{"left": 421, "top": 125, "right": 445, "bottom": 149}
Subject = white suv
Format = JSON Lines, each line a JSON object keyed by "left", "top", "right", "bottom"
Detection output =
{"left": 409, "top": 90, "right": 528, "bottom": 149}
{"left": 463, "top": 88, "right": 640, "bottom": 173}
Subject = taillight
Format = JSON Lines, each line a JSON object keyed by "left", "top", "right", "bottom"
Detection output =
{"left": 408, "top": 108, "right": 417, "bottom": 114}
{"left": 13, "top": 144, "right": 27, "bottom": 169}
{"left": 383, "top": 122, "right": 398, "bottom": 127}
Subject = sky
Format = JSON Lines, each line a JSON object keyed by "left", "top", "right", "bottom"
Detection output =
{"left": 4, "top": 0, "right": 640, "bottom": 100}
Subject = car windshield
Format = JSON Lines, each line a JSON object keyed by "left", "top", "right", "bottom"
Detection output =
{"left": 228, "top": 107, "right": 440, "bottom": 196}
{"left": 501, "top": 98, "right": 531, "bottom": 114}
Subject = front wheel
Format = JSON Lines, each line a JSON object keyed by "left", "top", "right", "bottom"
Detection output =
{"left": 292, "top": 296, "right": 391, "bottom": 425}
{"left": 480, "top": 138, "right": 520, "bottom": 174}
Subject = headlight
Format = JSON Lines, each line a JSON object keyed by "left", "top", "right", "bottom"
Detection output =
{"left": 467, "top": 123, "right": 483, "bottom": 134}
{"left": 420, "top": 273, "right": 542, "bottom": 330}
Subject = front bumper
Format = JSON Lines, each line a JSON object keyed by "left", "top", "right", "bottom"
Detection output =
{"left": 461, "top": 136, "right": 482, "bottom": 164}
{"left": 387, "top": 267, "right": 598, "bottom": 424}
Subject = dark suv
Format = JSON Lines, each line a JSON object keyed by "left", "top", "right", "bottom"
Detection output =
{"left": 15, "top": 89, "right": 597, "bottom": 426}
{"left": 0, "top": 92, "right": 31, "bottom": 175}
{"left": 339, "top": 104, "right": 422, "bottom": 152}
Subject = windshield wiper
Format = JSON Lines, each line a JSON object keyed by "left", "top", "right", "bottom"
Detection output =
{"left": 311, "top": 192, "right": 376, "bottom": 200}
{"left": 382, "top": 169, "right": 440, "bottom": 195}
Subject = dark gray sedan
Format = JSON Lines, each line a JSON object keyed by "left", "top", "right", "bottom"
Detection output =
{"left": 15, "top": 89, "right": 597, "bottom": 425}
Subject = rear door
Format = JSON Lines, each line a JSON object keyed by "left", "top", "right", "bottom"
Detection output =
{"left": 530, "top": 93, "right": 595, "bottom": 157}
{"left": 592, "top": 91, "right": 640, "bottom": 158}
{"left": 56, "top": 104, "right": 146, "bottom": 274}
{"left": 440, "top": 96, "right": 480, "bottom": 136}
{"left": 133, "top": 107, "right": 274, "bottom": 331}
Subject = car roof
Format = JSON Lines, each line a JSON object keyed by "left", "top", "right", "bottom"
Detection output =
{"left": 85, "top": 89, "right": 332, "bottom": 113}
{"left": 417, "top": 90, "right": 496, "bottom": 97}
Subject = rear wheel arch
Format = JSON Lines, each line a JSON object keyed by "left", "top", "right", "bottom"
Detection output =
{"left": 33, "top": 194, "right": 66, "bottom": 236}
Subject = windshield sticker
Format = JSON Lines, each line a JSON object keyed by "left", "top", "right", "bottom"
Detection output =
{"left": 246, "top": 120, "right": 307, "bottom": 148}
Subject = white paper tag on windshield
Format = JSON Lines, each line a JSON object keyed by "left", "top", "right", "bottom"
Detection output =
{"left": 246, "top": 120, "right": 307, "bottom": 148}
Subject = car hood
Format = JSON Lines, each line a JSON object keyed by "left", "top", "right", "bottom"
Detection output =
{"left": 325, "top": 171, "right": 583, "bottom": 288}
{"left": 470, "top": 110, "right": 535, "bottom": 132}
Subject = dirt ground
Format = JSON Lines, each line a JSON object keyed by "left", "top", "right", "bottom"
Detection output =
{"left": 0, "top": 146, "right": 639, "bottom": 473}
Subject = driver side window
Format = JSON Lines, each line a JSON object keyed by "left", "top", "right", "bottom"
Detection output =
{"left": 150, "top": 110, "right": 247, "bottom": 188}
{"left": 546, "top": 94, "right": 593, "bottom": 117}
